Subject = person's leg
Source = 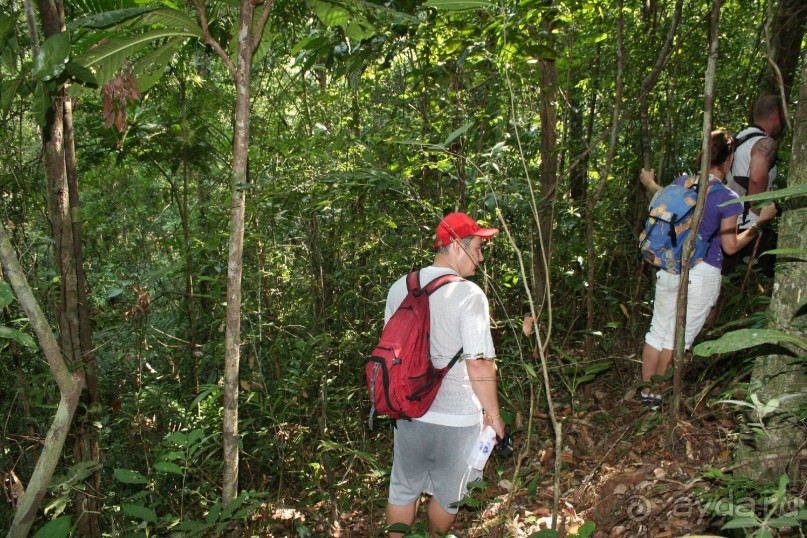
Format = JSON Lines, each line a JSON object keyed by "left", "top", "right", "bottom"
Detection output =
{"left": 641, "top": 343, "right": 661, "bottom": 395}
{"left": 427, "top": 498, "right": 456, "bottom": 536}
{"left": 387, "top": 502, "right": 417, "bottom": 537}
{"left": 654, "top": 347, "right": 673, "bottom": 379}
{"left": 643, "top": 270, "right": 678, "bottom": 398}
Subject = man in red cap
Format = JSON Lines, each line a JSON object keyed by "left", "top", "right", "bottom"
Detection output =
{"left": 385, "top": 212, "right": 505, "bottom": 537}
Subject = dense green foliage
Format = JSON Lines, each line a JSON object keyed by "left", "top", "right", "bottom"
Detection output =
{"left": 0, "top": 0, "right": 803, "bottom": 535}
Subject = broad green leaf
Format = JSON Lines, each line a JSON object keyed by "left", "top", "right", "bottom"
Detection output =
{"left": 165, "top": 431, "right": 188, "bottom": 445}
{"left": 344, "top": 20, "right": 375, "bottom": 41}
{"left": 121, "top": 503, "right": 157, "bottom": 523}
{"left": 32, "top": 515, "right": 72, "bottom": 538}
{"left": 32, "top": 81, "right": 48, "bottom": 127}
{"left": 139, "top": 8, "right": 203, "bottom": 38}
{"left": 32, "top": 30, "right": 70, "bottom": 81}
{"left": 759, "top": 248, "right": 807, "bottom": 257}
{"left": 693, "top": 328, "right": 807, "bottom": 356}
{"left": 132, "top": 37, "right": 183, "bottom": 93}
{"left": 574, "top": 521, "right": 596, "bottom": 538}
{"left": 720, "top": 183, "right": 807, "bottom": 206}
{"left": 74, "top": 28, "right": 200, "bottom": 86}
{"left": 767, "top": 516, "right": 801, "bottom": 528}
{"left": 0, "top": 281, "right": 12, "bottom": 308}
{"left": 721, "top": 516, "right": 760, "bottom": 529}
{"left": 68, "top": 7, "right": 157, "bottom": 30}
{"left": 114, "top": 468, "right": 149, "bottom": 484}
{"left": 443, "top": 122, "right": 473, "bottom": 146}
{"left": 290, "top": 35, "right": 328, "bottom": 57}
{"left": 153, "top": 461, "right": 183, "bottom": 474}
{"left": 63, "top": 61, "right": 98, "bottom": 86}
{"left": 309, "top": 0, "right": 350, "bottom": 27}
{"left": 0, "top": 11, "right": 20, "bottom": 49}
{"left": 423, "top": 0, "right": 495, "bottom": 10}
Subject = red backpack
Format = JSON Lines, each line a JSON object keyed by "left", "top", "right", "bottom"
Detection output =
{"left": 366, "top": 270, "right": 464, "bottom": 429}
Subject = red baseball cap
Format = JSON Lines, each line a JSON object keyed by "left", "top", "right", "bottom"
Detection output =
{"left": 434, "top": 212, "right": 499, "bottom": 247}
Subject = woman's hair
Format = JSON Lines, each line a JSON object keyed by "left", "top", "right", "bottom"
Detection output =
{"left": 695, "top": 129, "right": 734, "bottom": 168}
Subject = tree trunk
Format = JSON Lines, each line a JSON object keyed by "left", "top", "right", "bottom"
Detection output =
{"left": 532, "top": 3, "right": 558, "bottom": 312}
{"left": 2, "top": 220, "right": 84, "bottom": 538}
{"left": 36, "top": 1, "right": 101, "bottom": 534}
{"left": 736, "top": 46, "right": 807, "bottom": 481}
{"left": 761, "top": 0, "right": 807, "bottom": 98}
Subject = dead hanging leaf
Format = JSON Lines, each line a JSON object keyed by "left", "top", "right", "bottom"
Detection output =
{"left": 101, "top": 64, "right": 141, "bottom": 133}
{"left": 522, "top": 316, "right": 534, "bottom": 337}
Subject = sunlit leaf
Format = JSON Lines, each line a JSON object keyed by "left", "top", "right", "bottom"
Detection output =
{"left": 424, "top": 0, "right": 495, "bottom": 10}
{"left": 443, "top": 122, "right": 473, "bottom": 146}
{"left": 309, "top": 0, "right": 350, "bottom": 27}
{"left": 693, "top": 328, "right": 807, "bottom": 356}
{"left": 139, "top": 8, "right": 203, "bottom": 37}
{"left": 759, "top": 248, "right": 807, "bottom": 257}
{"left": 68, "top": 7, "right": 157, "bottom": 30}
{"left": 719, "top": 183, "right": 807, "bottom": 206}
{"left": 132, "top": 37, "right": 184, "bottom": 93}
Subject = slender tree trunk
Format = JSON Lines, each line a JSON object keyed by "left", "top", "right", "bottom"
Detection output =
{"left": 666, "top": 0, "right": 721, "bottom": 451}
{"left": 221, "top": 1, "right": 254, "bottom": 507}
{"left": 736, "top": 46, "right": 807, "bottom": 481}
{"left": 533, "top": 3, "right": 558, "bottom": 312}
{"left": 2, "top": 220, "right": 85, "bottom": 538}
{"left": 64, "top": 96, "right": 102, "bottom": 538}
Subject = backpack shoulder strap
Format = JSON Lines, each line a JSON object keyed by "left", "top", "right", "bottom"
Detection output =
{"left": 681, "top": 175, "right": 698, "bottom": 189}
{"left": 406, "top": 270, "right": 423, "bottom": 295}
{"left": 734, "top": 127, "right": 766, "bottom": 149}
{"left": 423, "top": 273, "right": 464, "bottom": 295}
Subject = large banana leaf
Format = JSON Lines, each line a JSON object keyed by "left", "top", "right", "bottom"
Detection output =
{"left": 68, "top": 7, "right": 157, "bottom": 30}
{"left": 132, "top": 37, "right": 184, "bottom": 93}
{"left": 139, "top": 8, "right": 203, "bottom": 37}
{"left": 74, "top": 28, "right": 200, "bottom": 86}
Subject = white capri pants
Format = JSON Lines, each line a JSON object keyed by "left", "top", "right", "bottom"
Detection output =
{"left": 645, "top": 262, "right": 722, "bottom": 352}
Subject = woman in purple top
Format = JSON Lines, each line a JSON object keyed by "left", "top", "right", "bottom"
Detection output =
{"left": 638, "top": 130, "right": 778, "bottom": 408}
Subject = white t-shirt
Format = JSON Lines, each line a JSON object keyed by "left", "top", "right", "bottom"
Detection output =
{"left": 384, "top": 266, "right": 496, "bottom": 426}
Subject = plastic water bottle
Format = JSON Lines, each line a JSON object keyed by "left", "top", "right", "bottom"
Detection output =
{"left": 467, "top": 426, "right": 497, "bottom": 470}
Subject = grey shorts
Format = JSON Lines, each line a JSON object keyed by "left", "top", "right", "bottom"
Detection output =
{"left": 388, "top": 420, "right": 482, "bottom": 514}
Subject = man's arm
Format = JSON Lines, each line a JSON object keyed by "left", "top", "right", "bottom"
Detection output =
{"left": 466, "top": 358, "right": 505, "bottom": 438}
{"left": 747, "top": 138, "right": 778, "bottom": 215}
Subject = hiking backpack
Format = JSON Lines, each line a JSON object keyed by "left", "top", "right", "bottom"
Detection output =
{"left": 639, "top": 176, "right": 725, "bottom": 274}
{"left": 366, "top": 270, "right": 463, "bottom": 430}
